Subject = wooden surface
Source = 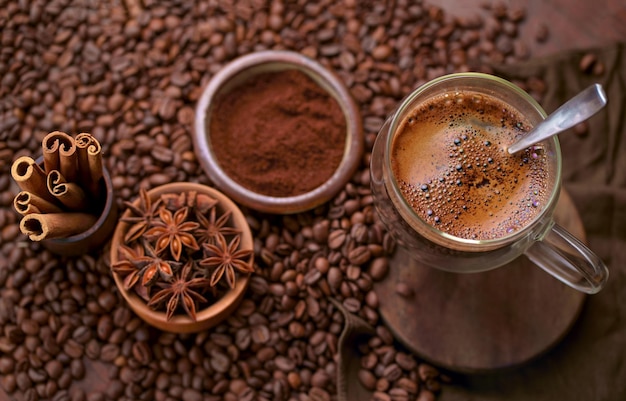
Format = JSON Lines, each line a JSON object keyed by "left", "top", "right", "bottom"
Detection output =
{"left": 435, "top": 0, "right": 626, "bottom": 58}
{"left": 375, "top": 190, "right": 587, "bottom": 372}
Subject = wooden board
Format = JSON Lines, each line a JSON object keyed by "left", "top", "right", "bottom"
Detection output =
{"left": 375, "top": 190, "right": 586, "bottom": 372}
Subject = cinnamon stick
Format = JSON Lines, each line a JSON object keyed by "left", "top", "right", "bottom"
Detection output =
{"left": 42, "top": 131, "right": 75, "bottom": 175}
{"left": 75, "top": 133, "right": 103, "bottom": 198}
{"left": 76, "top": 133, "right": 92, "bottom": 189}
{"left": 19, "top": 212, "right": 98, "bottom": 241}
{"left": 10, "top": 156, "right": 58, "bottom": 204}
{"left": 47, "top": 170, "right": 88, "bottom": 211}
{"left": 59, "top": 134, "right": 78, "bottom": 183}
{"left": 14, "top": 191, "right": 64, "bottom": 215}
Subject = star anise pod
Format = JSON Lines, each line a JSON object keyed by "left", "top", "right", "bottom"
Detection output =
{"left": 195, "top": 206, "right": 240, "bottom": 246}
{"left": 121, "top": 188, "right": 162, "bottom": 243}
{"left": 200, "top": 234, "right": 254, "bottom": 289}
{"left": 144, "top": 207, "right": 200, "bottom": 261}
{"left": 148, "top": 260, "right": 211, "bottom": 321}
{"left": 117, "top": 240, "right": 181, "bottom": 288}
{"left": 139, "top": 241, "right": 182, "bottom": 286}
{"left": 161, "top": 191, "right": 218, "bottom": 215}
{"left": 160, "top": 192, "right": 188, "bottom": 211}
{"left": 184, "top": 190, "right": 219, "bottom": 215}
{"left": 112, "top": 242, "right": 146, "bottom": 292}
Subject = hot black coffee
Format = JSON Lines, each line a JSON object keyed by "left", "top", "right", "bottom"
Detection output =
{"left": 391, "top": 90, "right": 551, "bottom": 241}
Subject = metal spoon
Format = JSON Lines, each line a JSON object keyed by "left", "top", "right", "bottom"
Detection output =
{"left": 507, "top": 84, "right": 607, "bottom": 154}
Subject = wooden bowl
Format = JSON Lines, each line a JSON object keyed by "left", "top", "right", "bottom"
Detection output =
{"left": 41, "top": 163, "right": 118, "bottom": 257}
{"left": 109, "top": 182, "right": 253, "bottom": 333}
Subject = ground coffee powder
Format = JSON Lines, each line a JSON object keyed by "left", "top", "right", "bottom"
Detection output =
{"left": 209, "top": 68, "right": 347, "bottom": 198}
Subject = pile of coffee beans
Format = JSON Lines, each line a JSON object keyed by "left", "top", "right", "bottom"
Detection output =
{"left": 1, "top": 0, "right": 551, "bottom": 400}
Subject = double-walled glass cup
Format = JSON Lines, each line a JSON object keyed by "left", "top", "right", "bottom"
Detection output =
{"left": 370, "top": 73, "right": 608, "bottom": 294}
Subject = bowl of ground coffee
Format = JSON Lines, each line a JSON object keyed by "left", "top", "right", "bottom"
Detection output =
{"left": 193, "top": 50, "right": 363, "bottom": 214}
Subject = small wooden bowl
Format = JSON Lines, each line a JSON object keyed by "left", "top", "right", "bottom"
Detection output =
{"left": 193, "top": 50, "right": 363, "bottom": 214}
{"left": 109, "top": 182, "right": 253, "bottom": 333}
{"left": 41, "top": 163, "right": 117, "bottom": 257}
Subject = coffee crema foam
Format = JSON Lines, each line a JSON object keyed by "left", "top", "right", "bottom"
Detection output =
{"left": 391, "top": 91, "right": 551, "bottom": 241}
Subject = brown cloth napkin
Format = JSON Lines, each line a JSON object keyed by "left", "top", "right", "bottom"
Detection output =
{"left": 439, "top": 43, "right": 626, "bottom": 401}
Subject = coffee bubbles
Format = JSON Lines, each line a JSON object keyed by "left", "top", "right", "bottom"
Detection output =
{"left": 391, "top": 91, "right": 550, "bottom": 241}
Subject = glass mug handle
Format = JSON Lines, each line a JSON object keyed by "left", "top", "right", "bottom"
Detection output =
{"left": 524, "top": 222, "right": 608, "bottom": 294}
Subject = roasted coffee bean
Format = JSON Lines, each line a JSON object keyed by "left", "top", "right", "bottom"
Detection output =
{"left": 274, "top": 356, "right": 296, "bottom": 372}
{"left": 97, "top": 292, "right": 117, "bottom": 312}
{"left": 593, "top": 60, "right": 606, "bottom": 75}
{"left": 389, "top": 387, "right": 410, "bottom": 401}
{"left": 379, "top": 347, "right": 397, "bottom": 366}
{"left": 416, "top": 390, "right": 436, "bottom": 401}
{"left": 365, "top": 290, "right": 379, "bottom": 308}
{"left": 43, "top": 283, "right": 60, "bottom": 302}
{"left": 182, "top": 388, "right": 203, "bottom": 401}
{"left": 44, "top": 381, "right": 58, "bottom": 399}
{"left": 113, "top": 307, "right": 132, "bottom": 328}
{"left": 342, "top": 297, "right": 362, "bottom": 313}
{"left": 0, "top": 357, "right": 14, "bottom": 374}
{"left": 395, "top": 282, "right": 415, "bottom": 298}
{"left": 369, "top": 257, "right": 389, "bottom": 281}
{"left": 396, "top": 377, "right": 419, "bottom": 394}
{"left": 348, "top": 246, "right": 372, "bottom": 265}
{"left": 250, "top": 324, "right": 270, "bottom": 344}
{"left": 44, "top": 359, "right": 63, "bottom": 380}
{"left": 359, "top": 368, "right": 377, "bottom": 390}
{"left": 418, "top": 363, "right": 440, "bottom": 381}
{"left": 2, "top": 374, "right": 17, "bottom": 393}
{"left": 287, "top": 371, "right": 302, "bottom": 390}
{"left": 85, "top": 339, "right": 101, "bottom": 359}
{"left": 312, "top": 221, "right": 330, "bottom": 243}
{"left": 96, "top": 316, "right": 113, "bottom": 341}
{"left": 311, "top": 370, "right": 330, "bottom": 388}
{"left": 346, "top": 264, "right": 362, "bottom": 281}
{"left": 70, "top": 359, "right": 85, "bottom": 380}
{"left": 304, "top": 268, "right": 322, "bottom": 286}
{"left": 27, "top": 367, "right": 46, "bottom": 383}
{"left": 309, "top": 387, "right": 331, "bottom": 401}
{"left": 256, "top": 347, "right": 276, "bottom": 362}
{"left": 63, "top": 339, "right": 83, "bottom": 359}
{"left": 327, "top": 267, "right": 343, "bottom": 290}
{"left": 132, "top": 341, "right": 152, "bottom": 365}
{"left": 289, "top": 321, "right": 306, "bottom": 338}
{"left": 306, "top": 296, "right": 321, "bottom": 318}
{"left": 16, "top": 371, "right": 31, "bottom": 391}
{"left": 209, "top": 349, "right": 231, "bottom": 373}
{"left": 55, "top": 324, "right": 72, "bottom": 345}
{"left": 20, "top": 319, "right": 40, "bottom": 336}
{"left": 72, "top": 326, "right": 91, "bottom": 344}
{"left": 7, "top": 326, "right": 25, "bottom": 344}
{"left": 0, "top": 1, "right": 547, "bottom": 399}
{"left": 100, "top": 344, "right": 120, "bottom": 362}
{"left": 383, "top": 363, "right": 403, "bottom": 382}
{"left": 327, "top": 230, "right": 347, "bottom": 250}
{"left": 579, "top": 53, "right": 598, "bottom": 73}
{"left": 395, "top": 352, "right": 417, "bottom": 371}
{"left": 86, "top": 392, "right": 104, "bottom": 401}
{"left": 424, "top": 377, "right": 441, "bottom": 392}
{"left": 376, "top": 377, "right": 391, "bottom": 392}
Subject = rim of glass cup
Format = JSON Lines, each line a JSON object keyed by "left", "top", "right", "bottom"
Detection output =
{"left": 384, "top": 72, "right": 563, "bottom": 250}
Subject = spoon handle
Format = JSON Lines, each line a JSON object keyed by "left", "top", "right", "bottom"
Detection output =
{"left": 507, "top": 84, "right": 607, "bottom": 154}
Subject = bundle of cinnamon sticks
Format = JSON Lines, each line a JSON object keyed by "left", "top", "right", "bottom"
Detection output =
{"left": 11, "top": 131, "right": 104, "bottom": 241}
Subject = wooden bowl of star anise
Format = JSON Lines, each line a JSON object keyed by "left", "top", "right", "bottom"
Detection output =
{"left": 109, "top": 182, "right": 254, "bottom": 333}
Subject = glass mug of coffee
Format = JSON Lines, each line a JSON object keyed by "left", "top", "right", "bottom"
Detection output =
{"left": 370, "top": 73, "right": 608, "bottom": 294}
